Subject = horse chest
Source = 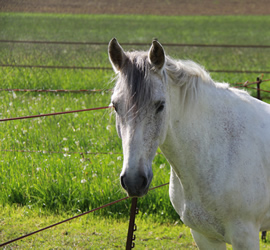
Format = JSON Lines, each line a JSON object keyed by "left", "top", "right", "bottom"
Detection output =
{"left": 182, "top": 203, "right": 225, "bottom": 239}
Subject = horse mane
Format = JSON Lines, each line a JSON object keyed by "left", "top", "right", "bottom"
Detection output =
{"left": 114, "top": 51, "right": 240, "bottom": 113}
{"left": 165, "top": 56, "right": 224, "bottom": 107}
{"left": 165, "top": 57, "right": 251, "bottom": 108}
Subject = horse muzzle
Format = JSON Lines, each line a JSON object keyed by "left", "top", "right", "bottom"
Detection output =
{"left": 120, "top": 171, "right": 153, "bottom": 197}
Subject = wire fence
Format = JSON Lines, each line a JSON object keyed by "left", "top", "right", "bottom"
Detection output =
{"left": 1, "top": 77, "right": 270, "bottom": 158}
{"left": 1, "top": 9, "right": 270, "bottom": 248}
{"left": 1, "top": 76, "right": 269, "bottom": 247}
{"left": 1, "top": 40, "right": 270, "bottom": 74}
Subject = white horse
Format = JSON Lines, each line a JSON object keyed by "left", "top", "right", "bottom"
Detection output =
{"left": 108, "top": 38, "right": 270, "bottom": 249}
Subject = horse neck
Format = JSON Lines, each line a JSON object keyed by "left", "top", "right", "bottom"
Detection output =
{"left": 160, "top": 76, "right": 223, "bottom": 188}
{"left": 166, "top": 72, "right": 218, "bottom": 125}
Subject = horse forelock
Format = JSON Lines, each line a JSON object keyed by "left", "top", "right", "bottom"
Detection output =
{"left": 114, "top": 51, "right": 154, "bottom": 115}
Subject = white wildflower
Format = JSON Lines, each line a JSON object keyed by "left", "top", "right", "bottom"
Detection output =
{"left": 160, "top": 164, "right": 165, "bottom": 169}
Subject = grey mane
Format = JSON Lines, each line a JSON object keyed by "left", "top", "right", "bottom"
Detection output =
{"left": 165, "top": 56, "right": 218, "bottom": 107}
{"left": 165, "top": 56, "right": 214, "bottom": 86}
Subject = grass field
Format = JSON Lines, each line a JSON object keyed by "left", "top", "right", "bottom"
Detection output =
{"left": 1, "top": 12, "right": 270, "bottom": 248}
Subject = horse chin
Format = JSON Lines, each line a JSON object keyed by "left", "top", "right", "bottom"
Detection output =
{"left": 127, "top": 187, "right": 149, "bottom": 198}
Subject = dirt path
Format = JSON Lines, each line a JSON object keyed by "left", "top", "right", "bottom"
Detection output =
{"left": 0, "top": 0, "right": 269, "bottom": 15}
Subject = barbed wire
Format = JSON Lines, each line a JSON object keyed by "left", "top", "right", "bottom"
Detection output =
{"left": 1, "top": 79, "right": 269, "bottom": 94}
{"left": 0, "top": 106, "right": 111, "bottom": 122}
{"left": 242, "top": 86, "right": 270, "bottom": 94}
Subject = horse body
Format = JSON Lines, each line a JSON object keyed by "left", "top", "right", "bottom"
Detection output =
{"left": 163, "top": 79, "right": 270, "bottom": 244}
{"left": 108, "top": 38, "right": 270, "bottom": 249}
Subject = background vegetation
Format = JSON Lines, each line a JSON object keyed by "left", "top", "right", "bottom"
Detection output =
{"left": 1, "top": 12, "right": 270, "bottom": 248}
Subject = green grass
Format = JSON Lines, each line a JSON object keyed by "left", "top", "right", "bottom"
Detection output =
{"left": 1, "top": 13, "right": 270, "bottom": 95}
{"left": 0, "top": 91, "right": 176, "bottom": 219}
{"left": 1, "top": 11, "right": 270, "bottom": 215}
{"left": 1, "top": 13, "right": 270, "bottom": 45}
{"left": 0, "top": 205, "right": 196, "bottom": 249}
{"left": 1, "top": 205, "right": 270, "bottom": 249}
{"left": 1, "top": 12, "right": 270, "bottom": 248}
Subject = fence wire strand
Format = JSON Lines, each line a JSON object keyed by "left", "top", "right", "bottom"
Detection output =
{"left": 0, "top": 79, "right": 269, "bottom": 94}
{"left": 0, "top": 106, "right": 111, "bottom": 122}
{"left": 1, "top": 39, "right": 270, "bottom": 49}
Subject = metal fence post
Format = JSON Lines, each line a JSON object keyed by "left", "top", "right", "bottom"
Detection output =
{"left": 126, "top": 198, "right": 138, "bottom": 249}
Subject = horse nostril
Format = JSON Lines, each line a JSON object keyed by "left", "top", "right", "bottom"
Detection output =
{"left": 141, "top": 176, "right": 148, "bottom": 190}
{"left": 120, "top": 175, "right": 127, "bottom": 190}
{"left": 120, "top": 173, "right": 151, "bottom": 197}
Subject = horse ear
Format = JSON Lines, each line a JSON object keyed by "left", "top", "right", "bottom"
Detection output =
{"left": 108, "top": 38, "right": 127, "bottom": 72}
{"left": 149, "top": 40, "right": 165, "bottom": 70}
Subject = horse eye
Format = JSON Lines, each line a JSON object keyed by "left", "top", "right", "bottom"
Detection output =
{"left": 156, "top": 101, "right": 165, "bottom": 113}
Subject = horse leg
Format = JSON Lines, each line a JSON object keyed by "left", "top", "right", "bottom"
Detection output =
{"left": 191, "top": 230, "right": 226, "bottom": 250}
{"left": 227, "top": 222, "right": 259, "bottom": 250}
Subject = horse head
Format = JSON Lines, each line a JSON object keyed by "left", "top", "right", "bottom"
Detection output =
{"left": 108, "top": 38, "right": 169, "bottom": 197}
